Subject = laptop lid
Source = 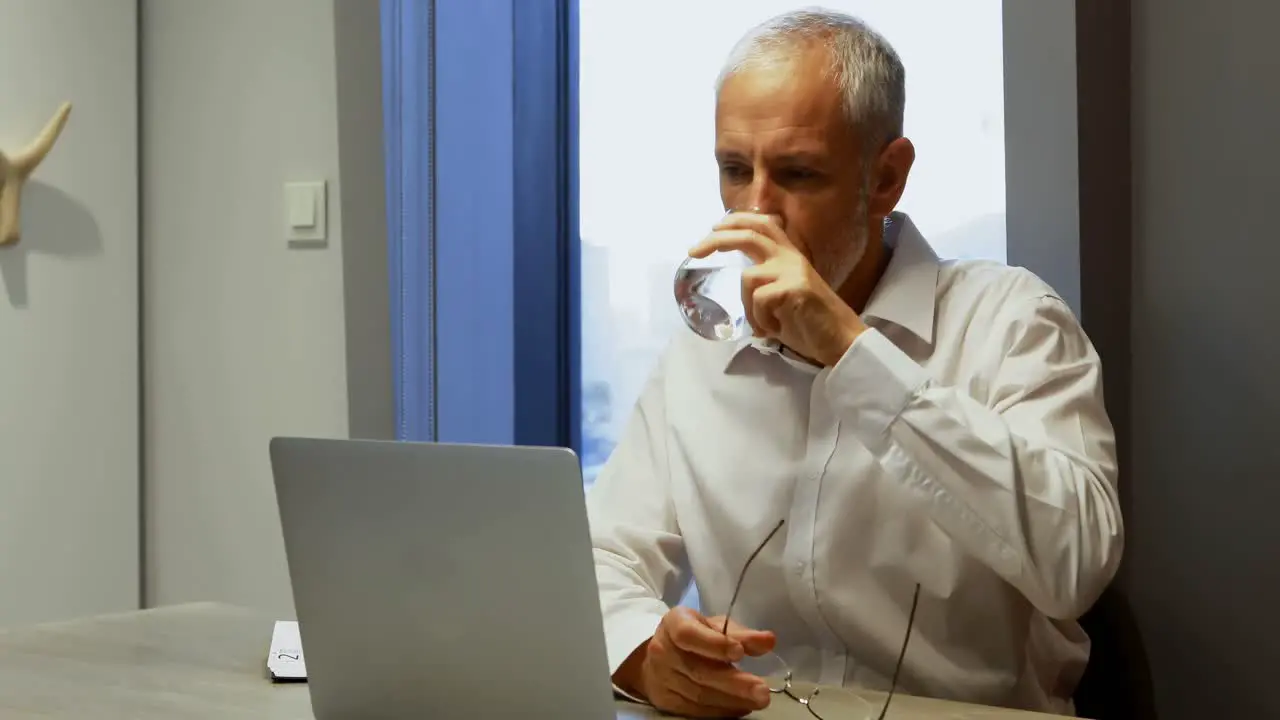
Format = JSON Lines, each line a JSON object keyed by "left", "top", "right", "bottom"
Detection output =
{"left": 269, "top": 437, "right": 617, "bottom": 720}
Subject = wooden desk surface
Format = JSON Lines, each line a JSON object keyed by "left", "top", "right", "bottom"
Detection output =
{"left": 0, "top": 603, "right": 1069, "bottom": 719}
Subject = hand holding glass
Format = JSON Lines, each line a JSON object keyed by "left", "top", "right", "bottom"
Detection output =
{"left": 675, "top": 208, "right": 775, "bottom": 342}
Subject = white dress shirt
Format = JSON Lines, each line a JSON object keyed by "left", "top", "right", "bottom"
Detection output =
{"left": 585, "top": 212, "right": 1123, "bottom": 715}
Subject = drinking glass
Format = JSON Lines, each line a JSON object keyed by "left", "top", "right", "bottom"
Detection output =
{"left": 673, "top": 248, "right": 753, "bottom": 342}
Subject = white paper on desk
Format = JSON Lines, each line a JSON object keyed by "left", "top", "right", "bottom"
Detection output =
{"left": 267, "top": 620, "right": 307, "bottom": 681}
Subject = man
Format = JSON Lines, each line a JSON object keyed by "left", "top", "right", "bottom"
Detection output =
{"left": 586, "top": 8, "right": 1123, "bottom": 719}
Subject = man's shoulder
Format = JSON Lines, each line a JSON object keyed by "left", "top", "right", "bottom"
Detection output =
{"left": 936, "top": 257, "right": 1073, "bottom": 323}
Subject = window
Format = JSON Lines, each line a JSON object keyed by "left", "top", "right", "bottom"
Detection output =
{"left": 578, "top": 0, "right": 1006, "bottom": 486}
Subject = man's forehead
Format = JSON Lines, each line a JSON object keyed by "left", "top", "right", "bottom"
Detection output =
{"left": 715, "top": 93, "right": 851, "bottom": 158}
{"left": 716, "top": 52, "right": 847, "bottom": 134}
{"left": 719, "top": 64, "right": 839, "bottom": 113}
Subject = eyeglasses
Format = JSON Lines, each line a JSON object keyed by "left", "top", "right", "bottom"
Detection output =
{"left": 722, "top": 519, "right": 921, "bottom": 720}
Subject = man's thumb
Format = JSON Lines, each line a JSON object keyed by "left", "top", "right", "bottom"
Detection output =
{"left": 740, "top": 629, "right": 776, "bottom": 656}
{"left": 718, "top": 617, "right": 776, "bottom": 656}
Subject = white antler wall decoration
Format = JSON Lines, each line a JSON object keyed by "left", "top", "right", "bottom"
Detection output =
{"left": 0, "top": 102, "right": 72, "bottom": 247}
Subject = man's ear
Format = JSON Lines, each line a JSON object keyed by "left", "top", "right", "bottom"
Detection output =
{"left": 867, "top": 137, "right": 915, "bottom": 218}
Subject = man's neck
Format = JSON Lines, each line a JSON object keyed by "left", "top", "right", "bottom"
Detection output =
{"left": 837, "top": 223, "right": 892, "bottom": 314}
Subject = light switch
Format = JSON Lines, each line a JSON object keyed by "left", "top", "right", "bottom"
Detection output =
{"left": 289, "top": 192, "right": 316, "bottom": 228}
{"left": 284, "top": 181, "right": 327, "bottom": 243}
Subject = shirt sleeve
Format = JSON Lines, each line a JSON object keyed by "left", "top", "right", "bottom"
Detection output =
{"left": 585, "top": 347, "right": 689, "bottom": 682}
{"left": 824, "top": 294, "right": 1123, "bottom": 620}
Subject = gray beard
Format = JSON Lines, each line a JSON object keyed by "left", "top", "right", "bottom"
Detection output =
{"left": 814, "top": 191, "right": 870, "bottom": 294}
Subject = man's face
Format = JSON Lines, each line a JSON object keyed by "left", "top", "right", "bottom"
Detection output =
{"left": 715, "top": 46, "right": 872, "bottom": 289}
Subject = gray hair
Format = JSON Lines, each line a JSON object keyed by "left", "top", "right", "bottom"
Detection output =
{"left": 715, "top": 7, "right": 906, "bottom": 150}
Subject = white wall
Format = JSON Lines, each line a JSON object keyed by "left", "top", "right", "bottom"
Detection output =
{"left": 142, "top": 0, "right": 350, "bottom": 617}
{"left": 0, "top": 0, "right": 140, "bottom": 626}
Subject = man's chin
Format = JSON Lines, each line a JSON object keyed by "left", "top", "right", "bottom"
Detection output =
{"left": 823, "top": 243, "right": 867, "bottom": 294}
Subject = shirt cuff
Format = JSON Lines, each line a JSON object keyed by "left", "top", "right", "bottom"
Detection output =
{"left": 604, "top": 609, "right": 665, "bottom": 703}
{"left": 612, "top": 683, "right": 648, "bottom": 704}
{"left": 825, "top": 328, "right": 930, "bottom": 442}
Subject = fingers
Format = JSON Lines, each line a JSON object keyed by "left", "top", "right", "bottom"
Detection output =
{"left": 652, "top": 683, "right": 759, "bottom": 719}
{"left": 750, "top": 283, "right": 796, "bottom": 340}
{"left": 664, "top": 607, "right": 745, "bottom": 662}
{"left": 722, "top": 619, "right": 778, "bottom": 657}
{"left": 672, "top": 652, "right": 771, "bottom": 702}
{"left": 704, "top": 615, "right": 779, "bottom": 657}
{"left": 645, "top": 636, "right": 770, "bottom": 717}
{"left": 741, "top": 263, "right": 788, "bottom": 337}
{"left": 742, "top": 632, "right": 777, "bottom": 657}
{"left": 688, "top": 210, "right": 793, "bottom": 261}
{"left": 688, "top": 228, "right": 776, "bottom": 263}
{"left": 642, "top": 608, "right": 777, "bottom": 718}
{"left": 715, "top": 212, "right": 794, "bottom": 251}
{"left": 665, "top": 661, "right": 771, "bottom": 717}
{"left": 741, "top": 266, "right": 765, "bottom": 337}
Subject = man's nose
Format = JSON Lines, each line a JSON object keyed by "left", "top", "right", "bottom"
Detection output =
{"left": 744, "top": 178, "right": 773, "bottom": 211}
{"left": 744, "top": 182, "right": 785, "bottom": 229}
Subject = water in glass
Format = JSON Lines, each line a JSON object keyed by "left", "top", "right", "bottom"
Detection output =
{"left": 673, "top": 249, "right": 752, "bottom": 341}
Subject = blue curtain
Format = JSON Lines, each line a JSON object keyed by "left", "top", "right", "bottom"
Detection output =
{"left": 381, "top": 0, "right": 579, "bottom": 450}
{"left": 381, "top": 0, "right": 435, "bottom": 442}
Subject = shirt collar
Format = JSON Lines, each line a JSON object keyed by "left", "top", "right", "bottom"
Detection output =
{"left": 861, "top": 211, "right": 940, "bottom": 345}
{"left": 723, "top": 211, "right": 940, "bottom": 371}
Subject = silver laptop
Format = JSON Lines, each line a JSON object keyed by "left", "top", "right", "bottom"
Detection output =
{"left": 269, "top": 437, "right": 623, "bottom": 720}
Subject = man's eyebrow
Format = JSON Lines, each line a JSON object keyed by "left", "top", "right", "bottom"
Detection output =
{"left": 772, "top": 151, "right": 827, "bottom": 165}
{"left": 715, "top": 150, "right": 829, "bottom": 164}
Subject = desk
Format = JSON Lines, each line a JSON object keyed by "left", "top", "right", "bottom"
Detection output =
{"left": 0, "top": 603, "right": 1069, "bottom": 719}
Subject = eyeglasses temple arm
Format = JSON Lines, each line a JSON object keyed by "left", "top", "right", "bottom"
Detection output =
{"left": 876, "top": 582, "right": 921, "bottom": 720}
{"left": 721, "top": 518, "right": 785, "bottom": 635}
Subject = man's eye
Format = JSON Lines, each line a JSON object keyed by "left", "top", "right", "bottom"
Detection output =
{"left": 720, "top": 165, "right": 750, "bottom": 181}
{"left": 780, "top": 168, "right": 818, "bottom": 182}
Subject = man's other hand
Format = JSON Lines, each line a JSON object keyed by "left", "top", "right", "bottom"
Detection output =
{"left": 613, "top": 607, "right": 777, "bottom": 718}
